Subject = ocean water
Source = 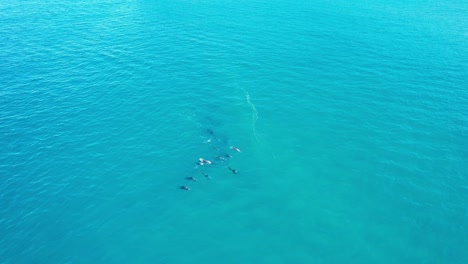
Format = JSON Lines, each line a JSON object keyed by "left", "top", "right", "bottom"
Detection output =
{"left": 0, "top": 0, "right": 467, "bottom": 263}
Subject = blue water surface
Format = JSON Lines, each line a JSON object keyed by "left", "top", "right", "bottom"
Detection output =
{"left": 0, "top": 0, "right": 467, "bottom": 263}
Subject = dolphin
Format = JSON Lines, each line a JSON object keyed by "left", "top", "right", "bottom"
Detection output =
{"left": 230, "top": 146, "right": 241, "bottom": 153}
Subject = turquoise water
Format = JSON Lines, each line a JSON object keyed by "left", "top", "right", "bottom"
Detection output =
{"left": 1, "top": 0, "right": 467, "bottom": 263}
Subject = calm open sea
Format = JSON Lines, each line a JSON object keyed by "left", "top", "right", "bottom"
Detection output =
{"left": 0, "top": 0, "right": 467, "bottom": 263}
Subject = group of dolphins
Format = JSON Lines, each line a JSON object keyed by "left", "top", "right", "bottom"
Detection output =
{"left": 179, "top": 129, "right": 241, "bottom": 191}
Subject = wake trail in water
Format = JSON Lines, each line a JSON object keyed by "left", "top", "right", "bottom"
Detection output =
{"left": 242, "top": 89, "right": 261, "bottom": 142}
